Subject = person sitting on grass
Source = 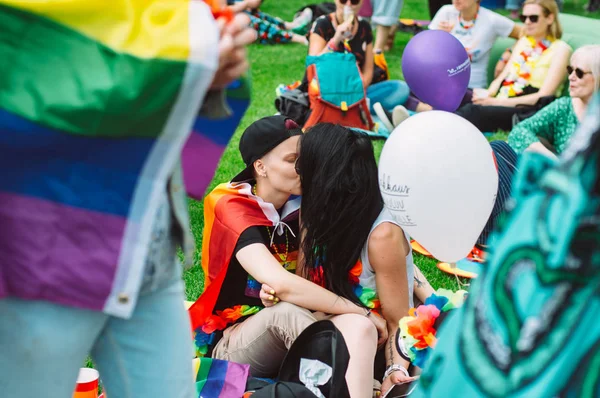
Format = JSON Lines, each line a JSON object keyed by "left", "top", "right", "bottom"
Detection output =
{"left": 508, "top": 45, "right": 600, "bottom": 159}
{"left": 403, "top": 0, "right": 522, "bottom": 113}
{"left": 228, "top": 0, "right": 310, "bottom": 45}
{"left": 454, "top": 0, "right": 571, "bottom": 132}
{"left": 294, "top": 123, "right": 435, "bottom": 396}
{"left": 306, "top": 0, "right": 412, "bottom": 130}
{"left": 189, "top": 116, "right": 390, "bottom": 398}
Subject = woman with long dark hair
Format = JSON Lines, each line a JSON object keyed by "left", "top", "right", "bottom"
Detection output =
{"left": 296, "top": 123, "right": 432, "bottom": 395}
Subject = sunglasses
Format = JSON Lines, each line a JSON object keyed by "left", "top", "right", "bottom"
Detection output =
{"left": 340, "top": 0, "right": 361, "bottom": 5}
{"left": 519, "top": 14, "right": 540, "bottom": 23}
{"left": 567, "top": 65, "right": 592, "bottom": 79}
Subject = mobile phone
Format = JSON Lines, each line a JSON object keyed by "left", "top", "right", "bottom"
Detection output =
{"left": 382, "top": 380, "right": 418, "bottom": 398}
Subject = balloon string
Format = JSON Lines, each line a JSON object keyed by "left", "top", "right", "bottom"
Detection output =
{"left": 449, "top": 263, "right": 470, "bottom": 289}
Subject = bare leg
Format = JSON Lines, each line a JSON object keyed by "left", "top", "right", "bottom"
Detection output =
{"left": 374, "top": 24, "right": 392, "bottom": 52}
{"left": 329, "top": 314, "right": 378, "bottom": 398}
{"left": 291, "top": 33, "right": 309, "bottom": 45}
{"left": 416, "top": 102, "right": 433, "bottom": 112}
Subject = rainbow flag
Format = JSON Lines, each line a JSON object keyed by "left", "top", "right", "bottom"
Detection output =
{"left": 189, "top": 183, "right": 276, "bottom": 331}
{"left": 182, "top": 76, "right": 252, "bottom": 200}
{"left": 188, "top": 183, "right": 300, "bottom": 334}
{"left": 193, "top": 357, "right": 250, "bottom": 397}
{"left": 0, "top": 1, "right": 219, "bottom": 317}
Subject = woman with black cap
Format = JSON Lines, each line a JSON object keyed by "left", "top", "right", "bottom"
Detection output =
{"left": 188, "top": 115, "right": 387, "bottom": 397}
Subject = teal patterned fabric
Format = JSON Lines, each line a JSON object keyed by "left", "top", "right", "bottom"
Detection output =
{"left": 412, "top": 94, "right": 600, "bottom": 398}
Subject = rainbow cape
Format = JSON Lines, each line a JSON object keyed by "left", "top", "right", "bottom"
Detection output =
{"left": 0, "top": 0, "right": 218, "bottom": 317}
{"left": 188, "top": 183, "right": 300, "bottom": 351}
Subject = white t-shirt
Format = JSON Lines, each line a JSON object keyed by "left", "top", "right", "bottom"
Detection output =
{"left": 429, "top": 5, "right": 515, "bottom": 88}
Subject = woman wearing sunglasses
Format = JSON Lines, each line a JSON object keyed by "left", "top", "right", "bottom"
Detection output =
{"left": 307, "top": 0, "right": 411, "bottom": 124}
{"left": 508, "top": 45, "right": 600, "bottom": 159}
{"left": 455, "top": 0, "right": 571, "bottom": 133}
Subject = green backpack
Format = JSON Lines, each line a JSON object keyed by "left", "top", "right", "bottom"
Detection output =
{"left": 412, "top": 94, "right": 600, "bottom": 398}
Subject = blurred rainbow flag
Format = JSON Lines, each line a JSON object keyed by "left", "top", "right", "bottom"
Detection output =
{"left": 0, "top": 0, "right": 219, "bottom": 316}
{"left": 193, "top": 357, "right": 250, "bottom": 397}
{"left": 182, "top": 76, "right": 252, "bottom": 200}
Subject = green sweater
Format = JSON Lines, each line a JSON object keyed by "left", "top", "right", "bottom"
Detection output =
{"left": 508, "top": 97, "right": 578, "bottom": 155}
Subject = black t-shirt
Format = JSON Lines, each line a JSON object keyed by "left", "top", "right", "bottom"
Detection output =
{"left": 310, "top": 14, "right": 373, "bottom": 69}
{"left": 213, "top": 220, "right": 300, "bottom": 315}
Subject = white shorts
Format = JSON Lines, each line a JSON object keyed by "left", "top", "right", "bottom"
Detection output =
{"left": 371, "top": 0, "right": 403, "bottom": 26}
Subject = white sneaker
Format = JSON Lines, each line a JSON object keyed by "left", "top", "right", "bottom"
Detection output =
{"left": 373, "top": 102, "right": 394, "bottom": 132}
{"left": 392, "top": 105, "right": 410, "bottom": 126}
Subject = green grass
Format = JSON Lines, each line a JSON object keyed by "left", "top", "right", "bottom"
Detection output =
{"left": 183, "top": 0, "right": 599, "bottom": 302}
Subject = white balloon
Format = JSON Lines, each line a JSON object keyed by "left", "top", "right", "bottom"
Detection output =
{"left": 378, "top": 111, "right": 498, "bottom": 263}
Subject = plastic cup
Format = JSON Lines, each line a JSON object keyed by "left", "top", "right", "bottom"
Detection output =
{"left": 73, "top": 368, "right": 99, "bottom": 398}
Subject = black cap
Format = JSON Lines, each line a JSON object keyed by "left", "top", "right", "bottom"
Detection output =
{"left": 231, "top": 115, "right": 303, "bottom": 182}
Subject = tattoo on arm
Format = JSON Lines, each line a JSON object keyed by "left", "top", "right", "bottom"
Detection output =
{"left": 414, "top": 275, "right": 425, "bottom": 288}
{"left": 388, "top": 329, "right": 396, "bottom": 366}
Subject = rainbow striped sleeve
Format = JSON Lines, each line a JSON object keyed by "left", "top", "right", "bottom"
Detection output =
{"left": 0, "top": 0, "right": 219, "bottom": 317}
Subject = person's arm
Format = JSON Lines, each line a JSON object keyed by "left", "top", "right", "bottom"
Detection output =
{"left": 239, "top": 243, "right": 389, "bottom": 345}
{"left": 507, "top": 99, "right": 561, "bottom": 154}
{"left": 525, "top": 142, "right": 559, "bottom": 160}
{"left": 237, "top": 243, "right": 366, "bottom": 315}
{"left": 227, "top": 0, "right": 261, "bottom": 13}
{"left": 428, "top": 6, "right": 446, "bottom": 31}
{"left": 508, "top": 25, "right": 523, "bottom": 39}
{"left": 362, "top": 42, "right": 374, "bottom": 87}
{"left": 309, "top": 17, "right": 353, "bottom": 56}
{"left": 368, "top": 223, "right": 415, "bottom": 394}
{"left": 413, "top": 265, "right": 435, "bottom": 304}
{"left": 480, "top": 42, "right": 571, "bottom": 107}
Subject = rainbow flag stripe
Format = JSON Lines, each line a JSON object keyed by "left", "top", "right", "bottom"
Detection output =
{"left": 0, "top": 0, "right": 219, "bottom": 317}
{"left": 193, "top": 357, "right": 250, "bottom": 397}
{"left": 182, "top": 76, "right": 252, "bottom": 200}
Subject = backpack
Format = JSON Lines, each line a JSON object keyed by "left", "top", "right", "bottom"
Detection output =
{"left": 245, "top": 320, "right": 351, "bottom": 398}
{"left": 274, "top": 88, "right": 310, "bottom": 126}
{"left": 278, "top": 320, "right": 350, "bottom": 398}
{"left": 304, "top": 52, "right": 374, "bottom": 131}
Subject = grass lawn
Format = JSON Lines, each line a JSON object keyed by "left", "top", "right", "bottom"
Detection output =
{"left": 183, "top": 0, "right": 600, "bottom": 301}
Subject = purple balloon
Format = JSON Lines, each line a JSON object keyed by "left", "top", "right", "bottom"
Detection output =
{"left": 402, "top": 30, "right": 471, "bottom": 112}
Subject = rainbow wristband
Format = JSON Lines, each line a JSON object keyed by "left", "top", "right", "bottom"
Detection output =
{"left": 327, "top": 39, "right": 338, "bottom": 52}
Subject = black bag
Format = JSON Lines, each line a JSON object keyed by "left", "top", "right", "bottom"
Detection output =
{"left": 248, "top": 382, "right": 317, "bottom": 398}
{"left": 247, "top": 320, "right": 350, "bottom": 397}
{"left": 278, "top": 320, "right": 350, "bottom": 398}
{"left": 274, "top": 88, "right": 310, "bottom": 126}
{"left": 294, "top": 2, "right": 336, "bottom": 23}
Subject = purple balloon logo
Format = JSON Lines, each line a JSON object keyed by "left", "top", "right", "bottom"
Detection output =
{"left": 401, "top": 30, "right": 471, "bottom": 112}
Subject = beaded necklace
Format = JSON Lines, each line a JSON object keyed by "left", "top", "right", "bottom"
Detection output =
{"left": 458, "top": 5, "right": 479, "bottom": 30}
{"left": 498, "top": 36, "right": 554, "bottom": 98}
{"left": 252, "top": 184, "right": 290, "bottom": 266}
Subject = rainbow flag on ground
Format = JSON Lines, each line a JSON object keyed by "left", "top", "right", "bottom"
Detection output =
{"left": 0, "top": 0, "right": 219, "bottom": 317}
{"left": 193, "top": 357, "right": 250, "bottom": 397}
